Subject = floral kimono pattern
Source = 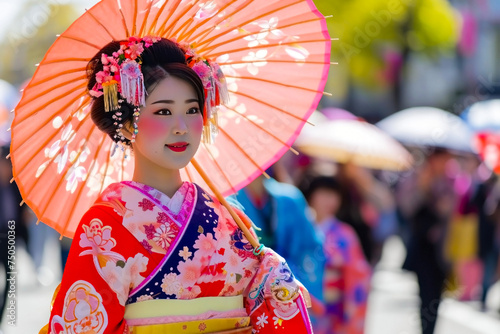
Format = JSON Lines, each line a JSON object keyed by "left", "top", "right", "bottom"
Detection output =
{"left": 314, "top": 218, "right": 372, "bottom": 334}
{"left": 46, "top": 181, "right": 312, "bottom": 334}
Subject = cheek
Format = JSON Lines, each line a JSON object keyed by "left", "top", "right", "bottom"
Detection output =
{"left": 137, "top": 117, "right": 169, "bottom": 136}
{"left": 189, "top": 116, "right": 204, "bottom": 137}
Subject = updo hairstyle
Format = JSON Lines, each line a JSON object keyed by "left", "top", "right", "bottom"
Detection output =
{"left": 86, "top": 38, "right": 205, "bottom": 146}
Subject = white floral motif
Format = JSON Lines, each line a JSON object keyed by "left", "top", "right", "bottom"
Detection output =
{"left": 153, "top": 223, "right": 176, "bottom": 250}
{"left": 65, "top": 145, "right": 91, "bottom": 193}
{"left": 243, "top": 17, "right": 285, "bottom": 47}
{"left": 40, "top": 123, "right": 76, "bottom": 176}
{"left": 195, "top": 1, "right": 218, "bottom": 20}
{"left": 285, "top": 44, "right": 310, "bottom": 61}
{"left": 101, "top": 253, "right": 149, "bottom": 306}
{"left": 256, "top": 314, "right": 268, "bottom": 328}
{"left": 232, "top": 50, "right": 268, "bottom": 76}
{"left": 161, "top": 273, "right": 182, "bottom": 296}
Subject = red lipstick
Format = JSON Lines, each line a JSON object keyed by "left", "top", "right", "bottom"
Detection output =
{"left": 166, "top": 142, "right": 189, "bottom": 152}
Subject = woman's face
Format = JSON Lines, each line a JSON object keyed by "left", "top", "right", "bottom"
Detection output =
{"left": 132, "top": 75, "right": 203, "bottom": 176}
{"left": 309, "top": 188, "right": 341, "bottom": 223}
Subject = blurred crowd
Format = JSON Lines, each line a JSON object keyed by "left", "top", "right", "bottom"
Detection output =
{"left": 235, "top": 132, "right": 500, "bottom": 334}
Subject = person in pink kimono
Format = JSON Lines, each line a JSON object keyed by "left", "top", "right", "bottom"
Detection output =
{"left": 41, "top": 37, "right": 313, "bottom": 334}
{"left": 305, "top": 176, "right": 372, "bottom": 334}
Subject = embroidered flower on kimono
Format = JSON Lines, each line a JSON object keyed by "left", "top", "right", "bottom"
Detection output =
{"left": 101, "top": 261, "right": 128, "bottom": 305}
{"left": 79, "top": 219, "right": 123, "bottom": 264}
{"left": 177, "top": 259, "right": 202, "bottom": 286}
{"left": 198, "top": 322, "right": 207, "bottom": 331}
{"left": 144, "top": 224, "right": 156, "bottom": 240}
{"left": 101, "top": 254, "right": 149, "bottom": 305}
{"left": 125, "top": 253, "right": 149, "bottom": 287}
{"left": 178, "top": 246, "right": 192, "bottom": 261}
{"left": 161, "top": 273, "right": 182, "bottom": 296}
{"left": 156, "top": 211, "right": 171, "bottom": 224}
{"left": 153, "top": 223, "right": 178, "bottom": 250}
{"left": 214, "top": 219, "right": 235, "bottom": 240}
{"left": 273, "top": 316, "right": 283, "bottom": 327}
{"left": 75, "top": 316, "right": 100, "bottom": 334}
{"left": 136, "top": 294, "right": 154, "bottom": 302}
{"left": 178, "top": 285, "right": 201, "bottom": 299}
{"left": 256, "top": 314, "right": 268, "bottom": 327}
{"left": 138, "top": 198, "right": 154, "bottom": 211}
{"left": 270, "top": 299, "right": 299, "bottom": 320}
{"left": 223, "top": 251, "right": 242, "bottom": 280}
{"left": 193, "top": 233, "right": 217, "bottom": 257}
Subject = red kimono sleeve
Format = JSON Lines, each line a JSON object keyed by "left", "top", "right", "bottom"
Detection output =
{"left": 245, "top": 248, "right": 313, "bottom": 334}
{"left": 46, "top": 205, "right": 154, "bottom": 334}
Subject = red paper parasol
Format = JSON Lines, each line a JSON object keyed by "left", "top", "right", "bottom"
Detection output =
{"left": 11, "top": 0, "right": 331, "bottom": 238}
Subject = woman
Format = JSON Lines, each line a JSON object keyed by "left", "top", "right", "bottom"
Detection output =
{"left": 42, "top": 38, "right": 312, "bottom": 334}
{"left": 305, "top": 176, "right": 371, "bottom": 334}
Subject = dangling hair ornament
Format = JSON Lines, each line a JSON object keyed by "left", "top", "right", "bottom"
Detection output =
{"left": 179, "top": 42, "right": 229, "bottom": 144}
{"left": 102, "top": 80, "right": 119, "bottom": 111}
{"left": 89, "top": 36, "right": 159, "bottom": 142}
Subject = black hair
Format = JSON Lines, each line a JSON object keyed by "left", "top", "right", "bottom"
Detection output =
{"left": 304, "top": 176, "right": 341, "bottom": 202}
{"left": 86, "top": 38, "right": 205, "bottom": 146}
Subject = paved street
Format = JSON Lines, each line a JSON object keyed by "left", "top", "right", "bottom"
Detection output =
{"left": 2, "top": 236, "right": 500, "bottom": 333}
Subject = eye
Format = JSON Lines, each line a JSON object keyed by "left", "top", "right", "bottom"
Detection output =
{"left": 187, "top": 107, "right": 200, "bottom": 114}
{"left": 154, "top": 109, "right": 171, "bottom": 115}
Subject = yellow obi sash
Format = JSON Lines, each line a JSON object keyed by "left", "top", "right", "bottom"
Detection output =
{"left": 125, "top": 296, "right": 251, "bottom": 334}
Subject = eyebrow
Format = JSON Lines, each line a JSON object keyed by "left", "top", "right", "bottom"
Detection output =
{"left": 151, "top": 99, "right": 199, "bottom": 104}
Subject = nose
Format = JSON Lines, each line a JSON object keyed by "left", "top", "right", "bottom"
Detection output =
{"left": 173, "top": 115, "right": 188, "bottom": 135}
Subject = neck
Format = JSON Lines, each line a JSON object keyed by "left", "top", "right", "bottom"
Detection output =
{"left": 315, "top": 212, "right": 333, "bottom": 225}
{"left": 132, "top": 166, "right": 183, "bottom": 198}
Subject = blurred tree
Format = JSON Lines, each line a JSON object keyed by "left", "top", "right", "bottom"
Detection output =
{"left": 0, "top": 1, "right": 80, "bottom": 86}
{"left": 314, "top": 0, "right": 459, "bottom": 108}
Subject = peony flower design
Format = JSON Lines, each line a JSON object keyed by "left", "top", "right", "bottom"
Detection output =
{"left": 80, "top": 219, "right": 117, "bottom": 254}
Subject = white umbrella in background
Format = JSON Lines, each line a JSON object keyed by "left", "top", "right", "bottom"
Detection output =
{"left": 376, "top": 106, "right": 476, "bottom": 153}
{"left": 461, "top": 99, "right": 500, "bottom": 132}
{"left": 296, "top": 113, "right": 413, "bottom": 171}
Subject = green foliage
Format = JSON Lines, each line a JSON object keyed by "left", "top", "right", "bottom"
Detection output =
{"left": 0, "top": 2, "right": 80, "bottom": 85}
{"left": 314, "top": 0, "right": 459, "bottom": 90}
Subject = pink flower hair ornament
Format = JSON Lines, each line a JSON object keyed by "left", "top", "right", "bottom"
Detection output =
{"left": 89, "top": 36, "right": 228, "bottom": 144}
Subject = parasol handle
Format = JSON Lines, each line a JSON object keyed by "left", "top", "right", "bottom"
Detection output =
{"left": 190, "top": 158, "right": 261, "bottom": 251}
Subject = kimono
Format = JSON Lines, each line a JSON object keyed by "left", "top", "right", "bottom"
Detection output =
{"left": 313, "top": 217, "right": 371, "bottom": 334}
{"left": 44, "top": 181, "right": 313, "bottom": 334}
